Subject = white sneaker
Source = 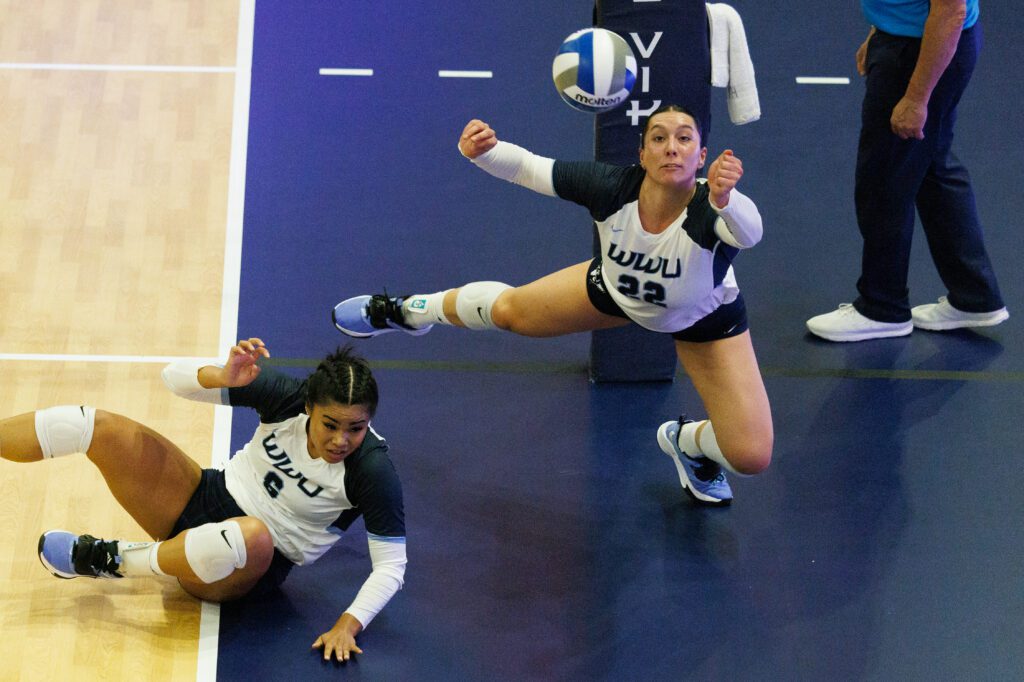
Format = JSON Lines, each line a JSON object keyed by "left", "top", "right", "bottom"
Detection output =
{"left": 806, "top": 304, "right": 912, "bottom": 342}
{"left": 911, "top": 296, "right": 1009, "bottom": 331}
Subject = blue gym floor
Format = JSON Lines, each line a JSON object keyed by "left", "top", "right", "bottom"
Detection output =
{"left": 217, "top": 1, "right": 1024, "bottom": 679}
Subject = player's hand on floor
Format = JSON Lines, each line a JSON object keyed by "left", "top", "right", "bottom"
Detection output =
{"left": 312, "top": 614, "right": 363, "bottom": 663}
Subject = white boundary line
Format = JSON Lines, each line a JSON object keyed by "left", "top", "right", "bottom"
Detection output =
{"left": 319, "top": 68, "right": 496, "bottom": 78}
{"left": 0, "top": 62, "right": 234, "bottom": 73}
{"left": 319, "top": 68, "right": 373, "bottom": 76}
{"left": 0, "top": 353, "right": 218, "bottom": 363}
{"left": 796, "top": 76, "right": 850, "bottom": 85}
{"left": 195, "top": 1, "right": 255, "bottom": 680}
{"left": 438, "top": 70, "right": 493, "bottom": 78}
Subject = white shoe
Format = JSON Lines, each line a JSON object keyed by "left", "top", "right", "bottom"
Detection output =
{"left": 911, "top": 296, "right": 1009, "bottom": 331}
{"left": 806, "top": 304, "right": 912, "bottom": 342}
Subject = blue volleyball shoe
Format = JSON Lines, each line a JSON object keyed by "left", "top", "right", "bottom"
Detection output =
{"left": 656, "top": 418, "right": 733, "bottom": 505}
{"left": 38, "top": 530, "right": 124, "bottom": 579}
{"left": 333, "top": 293, "right": 433, "bottom": 338}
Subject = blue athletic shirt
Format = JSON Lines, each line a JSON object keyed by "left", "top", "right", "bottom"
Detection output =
{"left": 861, "top": 0, "right": 979, "bottom": 38}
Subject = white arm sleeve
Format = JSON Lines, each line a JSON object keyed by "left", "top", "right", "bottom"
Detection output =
{"left": 161, "top": 360, "right": 227, "bottom": 405}
{"left": 343, "top": 534, "right": 408, "bottom": 629}
{"left": 466, "top": 140, "right": 557, "bottom": 197}
{"left": 711, "top": 188, "right": 763, "bottom": 249}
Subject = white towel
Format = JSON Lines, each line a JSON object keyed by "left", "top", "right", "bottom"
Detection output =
{"left": 707, "top": 3, "right": 731, "bottom": 88}
{"left": 706, "top": 3, "right": 761, "bottom": 124}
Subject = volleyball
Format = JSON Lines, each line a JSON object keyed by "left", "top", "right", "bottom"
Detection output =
{"left": 552, "top": 28, "right": 637, "bottom": 113}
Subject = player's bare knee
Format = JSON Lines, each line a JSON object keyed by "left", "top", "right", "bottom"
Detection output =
{"left": 234, "top": 516, "right": 274, "bottom": 570}
{"left": 84, "top": 410, "right": 138, "bottom": 462}
{"left": 726, "top": 438, "right": 772, "bottom": 475}
{"left": 179, "top": 576, "right": 250, "bottom": 603}
{"left": 88, "top": 409, "right": 128, "bottom": 447}
{"left": 488, "top": 291, "right": 517, "bottom": 331}
{"left": 495, "top": 290, "right": 549, "bottom": 336}
{"left": 734, "top": 453, "right": 771, "bottom": 476}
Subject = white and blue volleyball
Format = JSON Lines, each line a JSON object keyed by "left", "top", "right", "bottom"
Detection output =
{"left": 552, "top": 28, "right": 637, "bottom": 113}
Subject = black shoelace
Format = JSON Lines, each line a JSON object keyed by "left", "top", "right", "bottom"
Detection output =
{"left": 72, "top": 535, "right": 122, "bottom": 578}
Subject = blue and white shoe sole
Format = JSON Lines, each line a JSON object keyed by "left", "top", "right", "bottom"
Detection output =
{"left": 38, "top": 529, "right": 79, "bottom": 579}
{"left": 656, "top": 423, "right": 730, "bottom": 505}
{"left": 332, "top": 297, "right": 378, "bottom": 338}
{"left": 332, "top": 298, "right": 433, "bottom": 338}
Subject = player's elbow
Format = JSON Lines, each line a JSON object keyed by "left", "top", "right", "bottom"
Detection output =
{"left": 380, "top": 561, "right": 406, "bottom": 591}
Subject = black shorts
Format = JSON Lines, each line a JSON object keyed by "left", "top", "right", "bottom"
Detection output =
{"left": 171, "top": 468, "right": 295, "bottom": 596}
{"left": 585, "top": 257, "right": 749, "bottom": 342}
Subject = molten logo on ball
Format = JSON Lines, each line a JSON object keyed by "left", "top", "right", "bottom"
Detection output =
{"left": 553, "top": 28, "right": 637, "bottom": 113}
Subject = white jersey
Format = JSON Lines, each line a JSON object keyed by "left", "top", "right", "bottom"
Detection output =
{"left": 161, "top": 360, "right": 406, "bottom": 627}
{"left": 596, "top": 182, "right": 739, "bottom": 331}
{"left": 212, "top": 367, "right": 405, "bottom": 566}
{"left": 225, "top": 413, "right": 354, "bottom": 565}
{"left": 554, "top": 163, "right": 759, "bottom": 332}
{"left": 467, "top": 142, "right": 762, "bottom": 334}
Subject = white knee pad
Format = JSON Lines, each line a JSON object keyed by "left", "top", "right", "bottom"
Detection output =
{"left": 34, "top": 406, "right": 96, "bottom": 459}
{"left": 454, "top": 281, "right": 511, "bottom": 330}
{"left": 184, "top": 520, "right": 248, "bottom": 584}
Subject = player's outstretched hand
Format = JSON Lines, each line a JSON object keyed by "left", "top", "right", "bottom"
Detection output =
{"left": 459, "top": 119, "right": 498, "bottom": 159}
{"left": 312, "top": 613, "right": 364, "bottom": 663}
{"left": 707, "top": 149, "right": 743, "bottom": 209}
{"left": 221, "top": 338, "right": 270, "bottom": 388}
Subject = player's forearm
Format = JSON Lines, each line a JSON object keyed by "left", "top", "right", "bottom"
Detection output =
{"left": 343, "top": 536, "right": 407, "bottom": 628}
{"left": 161, "top": 359, "right": 227, "bottom": 404}
{"left": 905, "top": 0, "right": 966, "bottom": 105}
{"left": 713, "top": 188, "right": 762, "bottom": 249}
{"left": 343, "top": 566, "right": 405, "bottom": 627}
{"left": 197, "top": 365, "right": 230, "bottom": 389}
{"left": 470, "top": 141, "right": 557, "bottom": 197}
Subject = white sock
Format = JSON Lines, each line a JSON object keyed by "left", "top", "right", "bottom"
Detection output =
{"left": 118, "top": 541, "right": 167, "bottom": 577}
{"left": 402, "top": 291, "right": 450, "bottom": 328}
{"left": 678, "top": 420, "right": 739, "bottom": 474}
